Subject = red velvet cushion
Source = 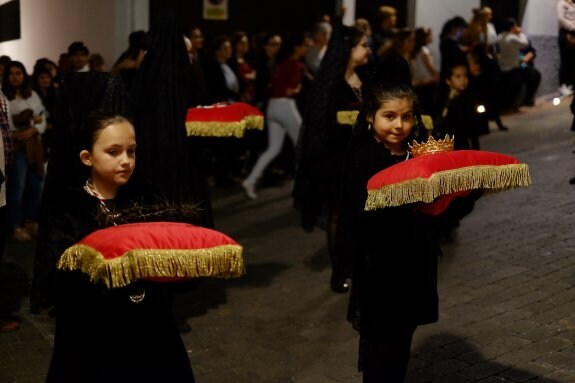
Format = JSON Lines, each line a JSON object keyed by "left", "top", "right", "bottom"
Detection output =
{"left": 365, "top": 150, "right": 531, "bottom": 215}
{"left": 185, "top": 102, "right": 264, "bottom": 137}
{"left": 57, "top": 222, "right": 245, "bottom": 288}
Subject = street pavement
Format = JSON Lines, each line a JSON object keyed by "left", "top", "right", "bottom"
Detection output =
{"left": 1, "top": 96, "right": 575, "bottom": 382}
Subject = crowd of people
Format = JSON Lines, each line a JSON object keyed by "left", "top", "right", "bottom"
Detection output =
{"left": 0, "top": 2, "right": 570, "bottom": 382}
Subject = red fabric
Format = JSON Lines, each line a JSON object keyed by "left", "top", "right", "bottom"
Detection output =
{"left": 76, "top": 222, "right": 239, "bottom": 260}
{"left": 185, "top": 102, "right": 262, "bottom": 123}
{"left": 416, "top": 190, "right": 472, "bottom": 216}
{"left": 271, "top": 58, "right": 303, "bottom": 98}
{"left": 367, "top": 150, "right": 523, "bottom": 215}
{"left": 367, "top": 150, "right": 520, "bottom": 190}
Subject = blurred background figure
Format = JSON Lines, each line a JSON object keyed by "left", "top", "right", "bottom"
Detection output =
{"left": 411, "top": 27, "right": 440, "bottom": 115}
{"left": 439, "top": 16, "right": 468, "bottom": 81}
{"left": 304, "top": 21, "right": 332, "bottom": 77}
{"left": 373, "top": 5, "right": 398, "bottom": 58}
{"left": 2, "top": 61, "right": 46, "bottom": 242}
{"left": 67, "top": 42, "right": 90, "bottom": 72}
{"left": 112, "top": 30, "right": 147, "bottom": 96}
{"left": 518, "top": 39, "right": 541, "bottom": 107}
{"left": 88, "top": 53, "right": 106, "bottom": 72}
{"left": 496, "top": 18, "right": 528, "bottom": 113}
{"left": 557, "top": 0, "right": 575, "bottom": 95}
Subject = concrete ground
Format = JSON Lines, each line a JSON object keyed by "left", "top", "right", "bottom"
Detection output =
{"left": 1, "top": 96, "right": 575, "bottom": 382}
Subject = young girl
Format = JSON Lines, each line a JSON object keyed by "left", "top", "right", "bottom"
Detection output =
{"left": 336, "top": 55, "right": 441, "bottom": 382}
{"left": 45, "top": 112, "right": 195, "bottom": 382}
{"left": 434, "top": 62, "right": 481, "bottom": 150}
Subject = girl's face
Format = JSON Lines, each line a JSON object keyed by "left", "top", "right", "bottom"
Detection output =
{"left": 369, "top": 97, "right": 414, "bottom": 154}
{"left": 350, "top": 35, "right": 371, "bottom": 67}
{"left": 37, "top": 73, "right": 52, "bottom": 89}
{"left": 81, "top": 121, "right": 136, "bottom": 194}
{"left": 8, "top": 66, "right": 24, "bottom": 87}
{"left": 447, "top": 65, "right": 468, "bottom": 92}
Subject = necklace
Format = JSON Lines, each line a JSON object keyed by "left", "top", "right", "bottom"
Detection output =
{"left": 83, "top": 179, "right": 120, "bottom": 226}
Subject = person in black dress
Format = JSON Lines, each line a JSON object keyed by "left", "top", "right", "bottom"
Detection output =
{"left": 293, "top": 19, "right": 370, "bottom": 293}
{"left": 45, "top": 112, "right": 195, "bottom": 383}
{"left": 336, "top": 55, "right": 440, "bottom": 382}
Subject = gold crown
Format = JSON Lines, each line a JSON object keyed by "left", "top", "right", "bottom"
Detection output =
{"left": 408, "top": 135, "right": 454, "bottom": 157}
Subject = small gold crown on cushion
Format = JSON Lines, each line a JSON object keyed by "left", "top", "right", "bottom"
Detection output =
{"left": 408, "top": 135, "right": 454, "bottom": 157}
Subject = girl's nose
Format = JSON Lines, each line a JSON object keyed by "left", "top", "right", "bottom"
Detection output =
{"left": 120, "top": 153, "right": 130, "bottom": 165}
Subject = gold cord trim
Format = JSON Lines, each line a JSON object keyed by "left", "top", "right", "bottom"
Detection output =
{"left": 185, "top": 116, "right": 264, "bottom": 138}
{"left": 57, "top": 244, "right": 245, "bottom": 288}
{"left": 364, "top": 163, "right": 531, "bottom": 211}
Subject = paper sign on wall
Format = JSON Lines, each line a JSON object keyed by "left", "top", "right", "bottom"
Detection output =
{"left": 203, "top": 0, "right": 228, "bottom": 20}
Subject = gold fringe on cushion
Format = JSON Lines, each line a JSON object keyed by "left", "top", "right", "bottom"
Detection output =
{"left": 336, "top": 111, "right": 360, "bottom": 125}
{"left": 186, "top": 116, "right": 264, "bottom": 138}
{"left": 364, "top": 163, "right": 531, "bottom": 211}
{"left": 421, "top": 115, "right": 434, "bottom": 131}
{"left": 57, "top": 244, "right": 245, "bottom": 289}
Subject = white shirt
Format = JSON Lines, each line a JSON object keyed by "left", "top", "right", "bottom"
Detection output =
{"left": 486, "top": 23, "right": 498, "bottom": 46}
{"left": 221, "top": 63, "right": 239, "bottom": 97}
{"left": 411, "top": 46, "right": 435, "bottom": 83}
{"left": 8, "top": 90, "right": 47, "bottom": 134}
{"left": 497, "top": 32, "right": 528, "bottom": 72}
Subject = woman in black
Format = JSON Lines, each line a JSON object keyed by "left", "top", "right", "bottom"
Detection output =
{"left": 293, "top": 20, "right": 370, "bottom": 293}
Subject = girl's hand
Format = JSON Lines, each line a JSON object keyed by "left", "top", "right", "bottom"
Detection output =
{"left": 32, "top": 115, "right": 43, "bottom": 124}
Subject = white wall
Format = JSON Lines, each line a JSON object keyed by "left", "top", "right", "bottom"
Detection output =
{"left": 522, "top": 0, "right": 557, "bottom": 36}
{"left": 0, "top": 0, "right": 148, "bottom": 74}
{"left": 414, "top": 0, "right": 480, "bottom": 69}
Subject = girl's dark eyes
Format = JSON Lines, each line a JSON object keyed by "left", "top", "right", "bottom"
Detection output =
{"left": 382, "top": 113, "right": 413, "bottom": 121}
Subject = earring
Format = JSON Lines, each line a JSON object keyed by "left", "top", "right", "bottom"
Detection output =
{"left": 368, "top": 123, "right": 372, "bottom": 131}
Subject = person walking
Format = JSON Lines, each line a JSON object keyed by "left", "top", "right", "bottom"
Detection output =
{"left": 241, "top": 33, "right": 311, "bottom": 199}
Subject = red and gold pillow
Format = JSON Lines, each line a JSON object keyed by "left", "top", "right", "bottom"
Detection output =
{"left": 365, "top": 150, "right": 531, "bottom": 215}
{"left": 57, "top": 222, "right": 245, "bottom": 288}
{"left": 185, "top": 102, "right": 264, "bottom": 138}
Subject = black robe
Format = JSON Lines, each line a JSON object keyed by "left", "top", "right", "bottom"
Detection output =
{"left": 336, "top": 135, "right": 441, "bottom": 332}
{"left": 45, "top": 186, "right": 194, "bottom": 383}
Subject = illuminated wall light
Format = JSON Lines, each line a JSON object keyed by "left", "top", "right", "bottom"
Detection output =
{"left": 476, "top": 105, "right": 486, "bottom": 113}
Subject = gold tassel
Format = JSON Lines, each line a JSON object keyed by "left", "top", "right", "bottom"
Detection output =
{"left": 364, "top": 163, "right": 531, "bottom": 211}
{"left": 185, "top": 116, "right": 264, "bottom": 138}
{"left": 57, "top": 244, "right": 245, "bottom": 289}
